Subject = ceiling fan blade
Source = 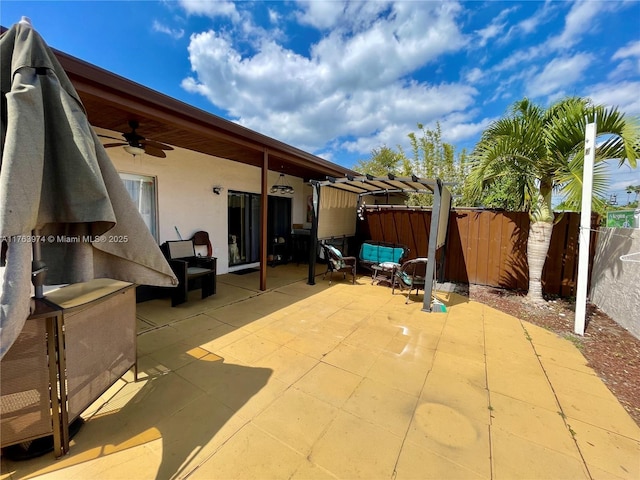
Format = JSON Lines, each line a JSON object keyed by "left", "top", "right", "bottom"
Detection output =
{"left": 143, "top": 139, "right": 174, "bottom": 151}
{"left": 98, "top": 133, "right": 124, "bottom": 141}
{"left": 100, "top": 121, "right": 172, "bottom": 155}
{"left": 143, "top": 145, "right": 167, "bottom": 158}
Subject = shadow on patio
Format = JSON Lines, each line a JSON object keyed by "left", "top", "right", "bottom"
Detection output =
{"left": 2, "top": 264, "right": 638, "bottom": 479}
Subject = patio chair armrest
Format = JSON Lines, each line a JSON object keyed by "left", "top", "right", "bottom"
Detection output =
{"left": 169, "top": 259, "right": 188, "bottom": 283}
{"left": 343, "top": 256, "right": 357, "bottom": 268}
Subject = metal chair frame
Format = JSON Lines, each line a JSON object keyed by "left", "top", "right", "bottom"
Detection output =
{"left": 321, "top": 243, "right": 356, "bottom": 285}
{"left": 392, "top": 258, "right": 429, "bottom": 304}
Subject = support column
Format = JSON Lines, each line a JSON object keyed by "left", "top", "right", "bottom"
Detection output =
{"left": 575, "top": 121, "right": 596, "bottom": 335}
{"left": 308, "top": 182, "right": 320, "bottom": 285}
{"left": 423, "top": 180, "right": 443, "bottom": 312}
{"left": 260, "top": 150, "right": 268, "bottom": 291}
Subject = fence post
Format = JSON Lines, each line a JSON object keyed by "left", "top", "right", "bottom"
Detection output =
{"left": 575, "top": 120, "right": 596, "bottom": 335}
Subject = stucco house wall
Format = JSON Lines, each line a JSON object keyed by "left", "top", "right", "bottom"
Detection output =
{"left": 590, "top": 228, "right": 640, "bottom": 339}
{"left": 108, "top": 143, "right": 307, "bottom": 275}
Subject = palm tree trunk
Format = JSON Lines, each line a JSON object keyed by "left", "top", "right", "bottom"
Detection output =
{"left": 526, "top": 221, "right": 553, "bottom": 303}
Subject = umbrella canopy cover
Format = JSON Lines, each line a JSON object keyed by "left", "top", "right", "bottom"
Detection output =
{"left": 0, "top": 20, "right": 177, "bottom": 359}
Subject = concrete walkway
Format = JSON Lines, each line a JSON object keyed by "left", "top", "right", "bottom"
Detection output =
{"left": 2, "top": 265, "right": 639, "bottom": 479}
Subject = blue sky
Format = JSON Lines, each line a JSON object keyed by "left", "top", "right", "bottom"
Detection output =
{"left": 2, "top": 0, "right": 639, "bottom": 204}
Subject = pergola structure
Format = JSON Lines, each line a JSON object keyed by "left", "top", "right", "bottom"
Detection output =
{"left": 308, "top": 174, "right": 452, "bottom": 312}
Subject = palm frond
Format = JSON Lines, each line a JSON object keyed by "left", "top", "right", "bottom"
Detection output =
{"left": 469, "top": 96, "right": 638, "bottom": 213}
{"left": 556, "top": 154, "right": 609, "bottom": 211}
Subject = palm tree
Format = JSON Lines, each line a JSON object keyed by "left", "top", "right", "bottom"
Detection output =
{"left": 469, "top": 97, "right": 639, "bottom": 304}
{"left": 626, "top": 185, "right": 640, "bottom": 205}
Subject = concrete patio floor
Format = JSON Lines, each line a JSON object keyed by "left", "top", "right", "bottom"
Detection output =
{"left": 1, "top": 264, "right": 639, "bottom": 479}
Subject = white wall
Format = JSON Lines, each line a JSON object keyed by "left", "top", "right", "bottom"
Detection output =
{"left": 107, "top": 142, "right": 307, "bottom": 274}
{"left": 590, "top": 228, "right": 640, "bottom": 339}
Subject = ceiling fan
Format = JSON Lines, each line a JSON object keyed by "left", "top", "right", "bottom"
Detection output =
{"left": 99, "top": 120, "right": 174, "bottom": 158}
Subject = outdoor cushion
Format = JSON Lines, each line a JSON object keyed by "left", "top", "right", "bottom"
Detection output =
{"left": 187, "top": 267, "right": 213, "bottom": 275}
{"left": 167, "top": 240, "right": 195, "bottom": 259}
{"left": 326, "top": 245, "right": 346, "bottom": 269}
{"left": 327, "top": 245, "right": 343, "bottom": 259}
{"left": 359, "top": 243, "right": 405, "bottom": 264}
{"left": 379, "top": 261, "right": 400, "bottom": 269}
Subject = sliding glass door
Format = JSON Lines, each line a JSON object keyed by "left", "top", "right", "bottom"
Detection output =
{"left": 228, "top": 191, "right": 261, "bottom": 267}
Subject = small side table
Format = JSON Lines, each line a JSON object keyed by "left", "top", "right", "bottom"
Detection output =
{"left": 371, "top": 262, "right": 400, "bottom": 286}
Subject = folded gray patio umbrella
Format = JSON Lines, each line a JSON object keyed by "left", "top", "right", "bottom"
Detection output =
{"left": 0, "top": 19, "right": 177, "bottom": 359}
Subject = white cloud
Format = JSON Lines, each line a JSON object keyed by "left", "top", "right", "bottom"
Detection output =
{"left": 611, "top": 40, "right": 640, "bottom": 77}
{"left": 465, "top": 67, "right": 484, "bottom": 84}
{"left": 294, "top": 0, "right": 393, "bottom": 31}
{"left": 588, "top": 81, "right": 640, "bottom": 117}
{"left": 268, "top": 8, "right": 280, "bottom": 25}
{"left": 181, "top": 2, "right": 470, "bottom": 155}
{"left": 474, "top": 6, "right": 515, "bottom": 47}
{"left": 613, "top": 40, "right": 640, "bottom": 60}
{"left": 546, "top": 0, "right": 618, "bottom": 51}
{"left": 546, "top": 0, "right": 599, "bottom": 50}
{"left": 152, "top": 20, "right": 184, "bottom": 39}
{"left": 608, "top": 59, "right": 640, "bottom": 81}
{"left": 178, "top": 0, "right": 240, "bottom": 22}
{"left": 295, "top": 0, "right": 346, "bottom": 30}
{"left": 475, "top": 22, "right": 504, "bottom": 48}
{"left": 338, "top": 83, "right": 478, "bottom": 154}
{"left": 513, "top": 1, "right": 555, "bottom": 35}
{"left": 439, "top": 114, "right": 495, "bottom": 146}
{"left": 526, "top": 53, "right": 593, "bottom": 98}
{"left": 176, "top": 0, "right": 284, "bottom": 49}
{"left": 493, "top": 43, "right": 545, "bottom": 73}
{"left": 494, "top": 1, "right": 615, "bottom": 77}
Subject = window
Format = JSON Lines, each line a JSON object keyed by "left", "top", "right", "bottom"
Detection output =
{"left": 119, "top": 173, "right": 158, "bottom": 241}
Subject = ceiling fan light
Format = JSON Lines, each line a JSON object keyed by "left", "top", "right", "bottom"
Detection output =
{"left": 124, "top": 145, "right": 145, "bottom": 157}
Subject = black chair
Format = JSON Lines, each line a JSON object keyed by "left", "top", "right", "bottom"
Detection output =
{"left": 392, "top": 258, "right": 428, "bottom": 303}
{"left": 321, "top": 243, "right": 356, "bottom": 285}
{"left": 162, "top": 240, "right": 216, "bottom": 306}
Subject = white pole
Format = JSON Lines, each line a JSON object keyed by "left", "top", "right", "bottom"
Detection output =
{"left": 575, "top": 120, "right": 596, "bottom": 335}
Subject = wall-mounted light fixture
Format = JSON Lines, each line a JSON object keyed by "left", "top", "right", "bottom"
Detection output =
{"left": 213, "top": 186, "right": 224, "bottom": 195}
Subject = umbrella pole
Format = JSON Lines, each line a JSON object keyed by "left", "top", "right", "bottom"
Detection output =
{"left": 32, "top": 229, "right": 47, "bottom": 299}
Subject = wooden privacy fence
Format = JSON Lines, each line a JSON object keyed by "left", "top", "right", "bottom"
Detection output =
{"left": 357, "top": 207, "right": 600, "bottom": 297}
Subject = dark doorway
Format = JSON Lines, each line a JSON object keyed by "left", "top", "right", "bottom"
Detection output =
{"left": 268, "top": 196, "right": 292, "bottom": 265}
